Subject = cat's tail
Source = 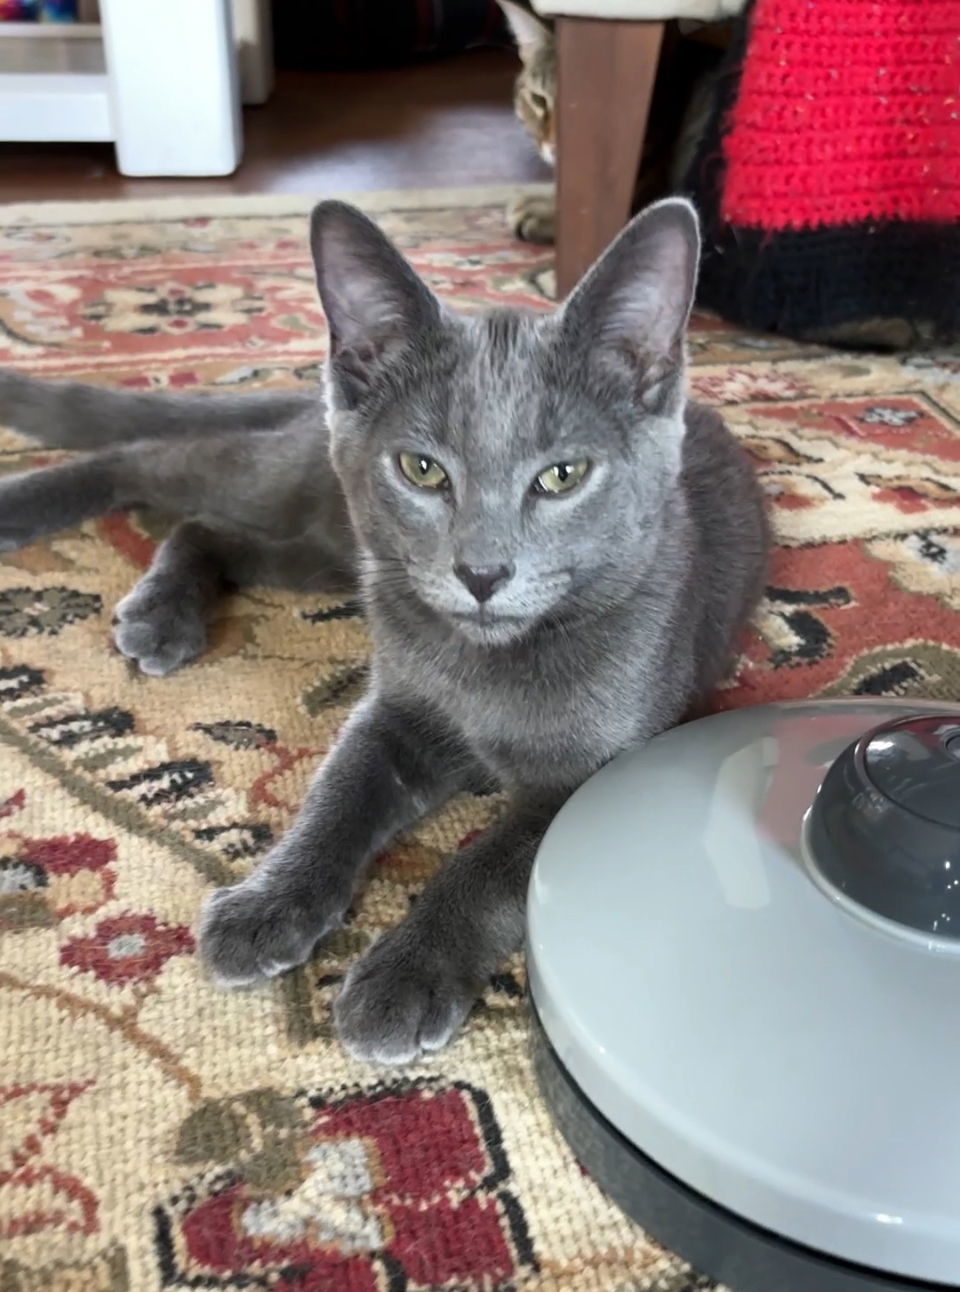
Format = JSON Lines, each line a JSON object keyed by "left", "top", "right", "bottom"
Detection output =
{"left": 0, "top": 368, "right": 318, "bottom": 449}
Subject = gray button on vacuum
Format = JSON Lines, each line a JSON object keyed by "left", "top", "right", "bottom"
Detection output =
{"left": 807, "top": 715, "right": 960, "bottom": 939}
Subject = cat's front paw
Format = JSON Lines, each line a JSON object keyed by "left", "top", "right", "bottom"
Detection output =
{"left": 334, "top": 928, "right": 476, "bottom": 1064}
{"left": 507, "top": 193, "right": 555, "bottom": 244}
{"left": 199, "top": 880, "right": 342, "bottom": 988}
{"left": 113, "top": 578, "right": 207, "bottom": 676}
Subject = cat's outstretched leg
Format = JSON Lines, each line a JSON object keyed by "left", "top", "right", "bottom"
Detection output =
{"left": 0, "top": 426, "right": 353, "bottom": 673}
{"left": 198, "top": 695, "right": 481, "bottom": 988}
{"left": 0, "top": 459, "right": 227, "bottom": 673}
{"left": 334, "top": 792, "right": 564, "bottom": 1063}
{"left": 113, "top": 522, "right": 225, "bottom": 676}
{"left": 0, "top": 457, "right": 118, "bottom": 551}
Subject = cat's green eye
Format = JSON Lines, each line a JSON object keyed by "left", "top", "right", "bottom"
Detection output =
{"left": 398, "top": 451, "right": 449, "bottom": 490}
{"left": 533, "top": 459, "right": 590, "bottom": 496}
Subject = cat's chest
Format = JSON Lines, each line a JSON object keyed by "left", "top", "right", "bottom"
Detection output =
{"left": 376, "top": 617, "right": 649, "bottom": 784}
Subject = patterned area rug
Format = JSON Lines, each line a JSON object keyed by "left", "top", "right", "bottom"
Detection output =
{"left": 1, "top": 189, "right": 959, "bottom": 1292}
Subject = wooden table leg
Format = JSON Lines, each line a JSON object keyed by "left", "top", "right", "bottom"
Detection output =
{"left": 554, "top": 16, "right": 664, "bottom": 298}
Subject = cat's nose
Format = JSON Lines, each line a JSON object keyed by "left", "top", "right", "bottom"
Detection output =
{"left": 454, "top": 563, "right": 514, "bottom": 604}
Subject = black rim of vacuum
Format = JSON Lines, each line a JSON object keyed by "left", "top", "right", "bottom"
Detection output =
{"left": 528, "top": 1001, "right": 957, "bottom": 1292}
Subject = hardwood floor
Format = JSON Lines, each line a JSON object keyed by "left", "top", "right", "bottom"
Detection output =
{"left": 0, "top": 51, "right": 549, "bottom": 204}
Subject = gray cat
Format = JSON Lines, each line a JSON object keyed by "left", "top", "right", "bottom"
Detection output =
{"left": 0, "top": 198, "right": 768, "bottom": 1063}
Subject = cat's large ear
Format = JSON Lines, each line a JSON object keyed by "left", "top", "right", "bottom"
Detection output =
{"left": 310, "top": 201, "right": 441, "bottom": 407}
{"left": 496, "top": 0, "right": 551, "bottom": 65}
{"left": 559, "top": 198, "right": 701, "bottom": 412}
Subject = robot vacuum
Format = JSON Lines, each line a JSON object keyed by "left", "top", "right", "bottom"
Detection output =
{"left": 527, "top": 700, "right": 960, "bottom": 1292}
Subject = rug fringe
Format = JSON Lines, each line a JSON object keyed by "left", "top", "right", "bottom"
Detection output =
{"left": 0, "top": 183, "right": 554, "bottom": 227}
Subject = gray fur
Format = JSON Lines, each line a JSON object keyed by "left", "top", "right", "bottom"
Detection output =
{"left": 0, "top": 370, "right": 311, "bottom": 448}
{"left": 0, "top": 198, "right": 768, "bottom": 1063}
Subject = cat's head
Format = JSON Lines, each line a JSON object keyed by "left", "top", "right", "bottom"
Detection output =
{"left": 310, "top": 198, "right": 700, "bottom": 646}
{"left": 496, "top": 0, "right": 556, "bottom": 164}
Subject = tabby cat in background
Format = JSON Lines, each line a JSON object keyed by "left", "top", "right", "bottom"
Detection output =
{"left": 497, "top": 0, "right": 720, "bottom": 246}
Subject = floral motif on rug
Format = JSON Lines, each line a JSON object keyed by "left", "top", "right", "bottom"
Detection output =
{"left": 0, "top": 193, "right": 958, "bottom": 1291}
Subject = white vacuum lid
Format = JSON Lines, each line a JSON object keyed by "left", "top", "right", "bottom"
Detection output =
{"left": 527, "top": 700, "right": 960, "bottom": 1285}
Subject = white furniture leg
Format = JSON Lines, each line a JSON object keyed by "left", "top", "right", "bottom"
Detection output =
{"left": 233, "top": 0, "right": 274, "bottom": 106}
{"left": 100, "top": 0, "right": 242, "bottom": 178}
